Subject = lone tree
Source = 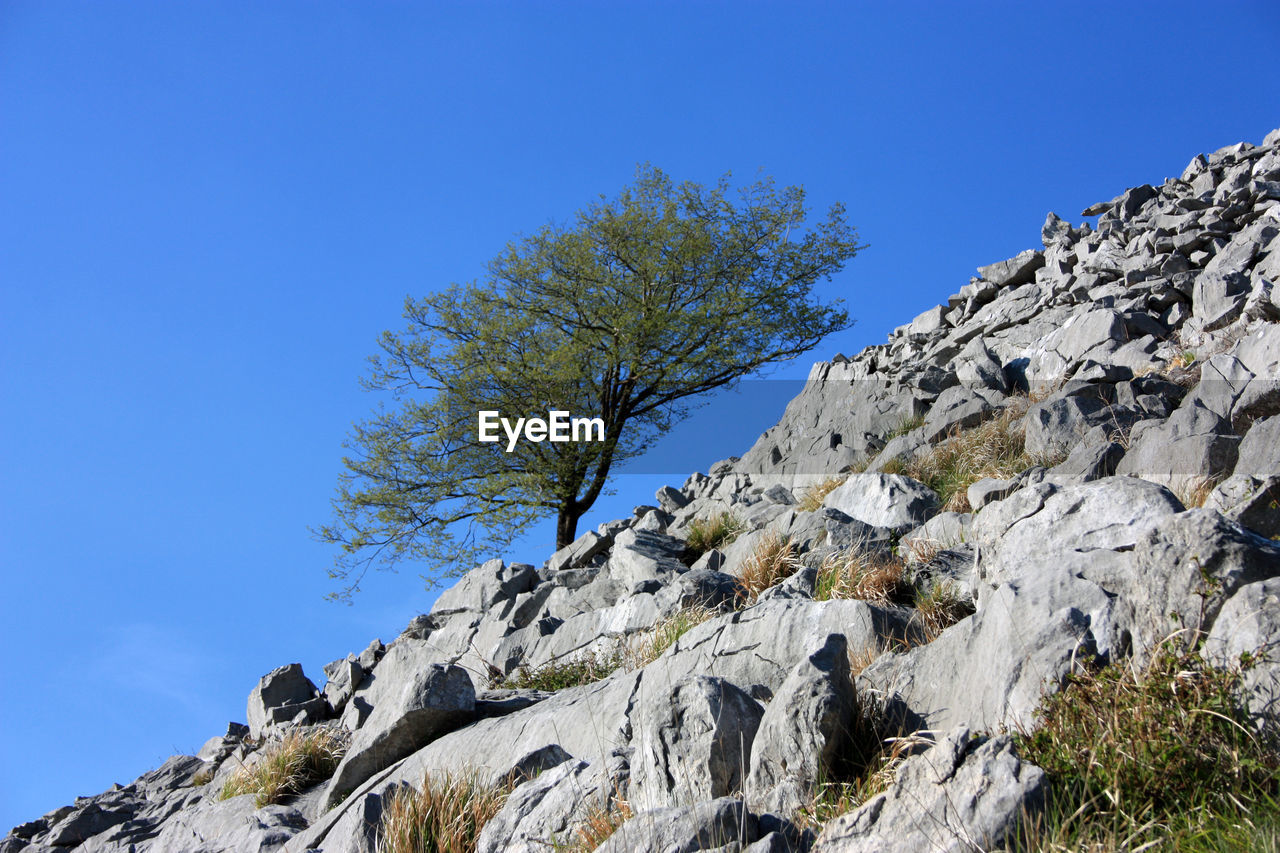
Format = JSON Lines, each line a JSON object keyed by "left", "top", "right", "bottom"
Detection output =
{"left": 320, "top": 165, "right": 862, "bottom": 599}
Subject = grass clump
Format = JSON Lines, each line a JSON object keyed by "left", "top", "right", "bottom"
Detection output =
{"left": 500, "top": 646, "right": 626, "bottom": 691}
{"left": 815, "top": 549, "right": 911, "bottom": 605}
{"left": 220, "top": 727, "right": 347, "bottom": 807}
{"left": 886, "top": 412, "right": 925, "bottom": 440}
{"left": 558, "top": 795, "right": 633, "bottom": 852}
{"left": 1012, "top": 640, "right": 1280, "bottom": 851}
{"left": 798, "top": 476, "right": 846, "bottom": 512}
{"left": 900, "top": 407, "right": 1063, "bottom": 512}
{"left": 684, "top": 512, "right": 744, "bottom": 556}
{"left": 910, "top": 581, "right": 974, "bottom": 641}
{"left": 377, "top": 770, "right": 511, "bottom": 853}
{"left": 735, "top": 532, "right": 802, "bottom": 603}
{"left": 626, "top": 605, "right": 717, "bottom": 669}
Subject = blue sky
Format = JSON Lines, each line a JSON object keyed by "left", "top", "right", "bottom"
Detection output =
{"left": 2, "top": 0, "right": 1278, "bottom": 830}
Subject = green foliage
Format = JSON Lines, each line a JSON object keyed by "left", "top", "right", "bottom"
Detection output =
{"left": 684, "top": 512, "right": 743, "bottom": 556}
{"left": 220, "top": 728, "right": 347, "bottom": 807}
{"left": 376, "top": 769, "right": 511, "bottom": 853}
{"left": 1013, "top": 641, "right": 1280, "bottom": 850}
{"left": 319, "top": 165, "right": 863, "bottom": 599}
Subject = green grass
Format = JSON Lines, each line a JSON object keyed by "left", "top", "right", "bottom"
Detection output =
{"left": 220, "top": 728, "right": 347, "bottom": 807}
{"left": 684, "top": 512, "right": 744, "bottom": 556}
{"left": 376, "top": 769, "right": 512, "bottom": 853}
{"left": 1011, "top": 639, "right": 1280, "bottom": 851}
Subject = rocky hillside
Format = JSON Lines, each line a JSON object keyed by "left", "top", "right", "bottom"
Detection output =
{"left": 8, "top": 128, "right": 1280, "bottom": 853}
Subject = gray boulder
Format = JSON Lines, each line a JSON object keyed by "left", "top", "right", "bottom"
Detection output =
{"left": 547, "top": 531, "right": 611, "bottom": 573}
{"left": 745, "top": 635, "right": 855, "bottom": 815}
{"left": 631, "top": 675, "right": 763, "bottom": 810}
{"left": 431, "top": 558, "right": 537, "bottom": 616}
{"left": 811, "top": 728, "right": 1044, "bottom": 853}
{"left": 1204, "top": 578, "right": 1280, "bottom": 730}
{"left": 476, "top": 758, "right": 614, "bottom": 853}
{"left": 597, "top": 797, "right": 759, "bottom": 853}
{"left": 1206, "top": 473, "right": 1280, "bottom": 537}
{"left": 822, "top": 474, "right": 940, "bottom": 534}
{"left": 246, "top": 664, "right": 323, "bottom": 739}
{"left": 607, "top": 527, "right": 690, "bottom": 587}
{"left": 1115, "top": 402, "right": 1240, "bottom": 497}
{"left": 150, "top": 795, "right": 307, "bottom": 853}
{"left": 977, "top": 249, "right": 1045, "bottom": 288}
{"left": 324, "top": 656, "right": 474, "bottom": 808}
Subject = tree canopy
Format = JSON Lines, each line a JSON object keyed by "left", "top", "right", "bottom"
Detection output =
{"left": 319, "top": 165, "right": 863, "bottom": 599}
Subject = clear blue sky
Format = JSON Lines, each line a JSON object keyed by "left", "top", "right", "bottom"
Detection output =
{"left": 2, "top": 0, "right": 1277, "bottom": 830}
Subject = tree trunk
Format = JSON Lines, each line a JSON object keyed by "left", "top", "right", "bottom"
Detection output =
{"left": 556, "top": 505, "right": 581, "bottom": 550}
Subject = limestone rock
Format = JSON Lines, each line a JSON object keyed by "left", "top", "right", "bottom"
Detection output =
{"left": 811, "top": 728, "right": 1044, "bottom": 853}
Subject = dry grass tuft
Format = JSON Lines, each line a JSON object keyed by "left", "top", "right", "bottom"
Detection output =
{"left": 735, "top": 532, "right": 802, "bottom": 603}
{"left": 684, "top": 512, "right": 744, "bottom": 556}
{"left": 815, "top": 549, "right": 911, "bottom": 605}
{"left": 376, "top": 770, "right": 512, "bottom": 853}
{"left": 910, "top": 582, "right": 974, "bottom": 641}
{"left": 1176, "top": 474, "right": 1223, "bottom": 509}
{"left": 220, "top": 728, "right": 347, "bottom": 807}
{"left": 560, "top": 795, "right": 634, "bottom": 852}
{"left": 797, "top": 476, "right": 847, "bottom": 512}
{"left": 900, "top": 407, "right": 1064, "bottom": 512}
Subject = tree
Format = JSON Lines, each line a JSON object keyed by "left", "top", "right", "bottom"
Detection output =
{"left": 319, "top": 165, "right": 863, "bottom": 599}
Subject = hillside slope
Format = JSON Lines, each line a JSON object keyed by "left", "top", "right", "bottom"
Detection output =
{"left": 8, "top": 126, "right": 1280, "bottom": 853}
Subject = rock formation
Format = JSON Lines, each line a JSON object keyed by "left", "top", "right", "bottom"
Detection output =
{"left": 7, "top": 126, "right": 1280, "bottom": 852}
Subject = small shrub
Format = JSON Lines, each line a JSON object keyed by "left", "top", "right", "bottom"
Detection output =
{"left": 798, "top": 476, "right": 846, "bottom": 512}
{"left": 685, "top": 512, "right": 744, "bottom": 556}
{"left": 220, "top": 727, "right": 347, "bottom": 807}
{"left": 1012, "top": 640, "right": 1280, "bottom": 851}
{"left": 376, "top": 770, "right": 511, "bottom": 853}
{"left": 626, "top": 605, "right": 716, "bottom": 669}
{"left": 815, "top": 549, "right": 911, "bottom": 605}
{"left": 736, "top": 532, "right": 801, "bottom": 602}
{"left": 501, "top": 646, "right": 626, "bottom": 691}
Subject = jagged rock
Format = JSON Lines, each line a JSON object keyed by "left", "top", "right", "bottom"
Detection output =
{"left": 977, "top": 249, "right": 1045, "bottom": 288}
{"left": 246, "top": 664, "right": 323, "bottom": 739}
{"left": 547, "top": 530, "right": 611, "bottom": 573}
{"left": 324, "top": 656, "right": 474, "bottom": 808}
{"left": 953, "top": 336, "right": 1010, "bottom": 392}
{"left": 901, "top": 512, "right": 971, "bottom": 557}
{"left": 1115, "top": 401, "right": 1240, "bottom": 495}
{"left": 1204, "top": 578, "right": 1280, "bottom": 729}
{"left": 431, "top": 558, "right": 537, "bottom": 616}
{"left": 631, "top": 675, "right": 763, "bottom": 810}
{"left": 656, "top": 484, "right": 692, "bottom": 513}
{"left": 1206, "top": 473, "right": 1280, "bottom": 536}
{"left": 607, "top": 527, "right": 690, "bottom": 587}
{"left": 811, "top": 728, "right": 1044, "bottom": 853}
{"left": 475, "top": 758, "right": 612, "bottom": 853}
{"left": 822, "top": 474, "right": 939, "bottom": 534}
{"left": 150, "top": 796, "right": 307, "bottom": 853}
{"left": 321, "top": 655, "right": 364, "bottom": 715}
{"left": 597, "top": 797, "right": 759, "bottom": 853}
{"left": 745, "top": 635, "right": 855, "bottom": 815}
